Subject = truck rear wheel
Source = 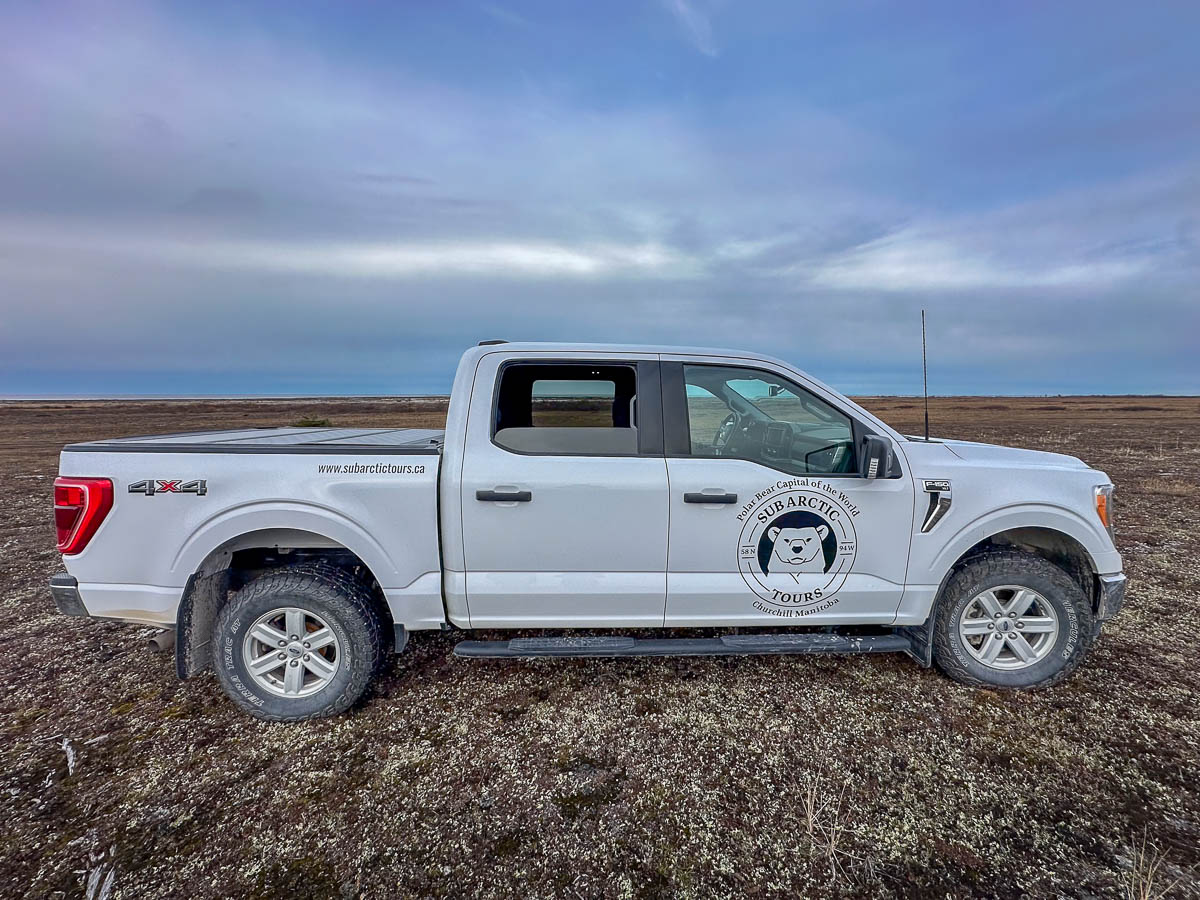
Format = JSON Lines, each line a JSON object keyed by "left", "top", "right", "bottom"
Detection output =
{"left": 932, "top": 550, "right": 1093, "bottom": 689}
{"left": 212, "top": 566, "right": 383, "bottom": 721}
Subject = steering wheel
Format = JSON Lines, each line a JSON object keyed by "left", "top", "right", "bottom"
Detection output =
{"left": 712, "top": 413, "right": 738, "bottom": 453}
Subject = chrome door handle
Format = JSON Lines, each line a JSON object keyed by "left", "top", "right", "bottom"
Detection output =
{"left": 684, "top": 491, "right": 737, "bottom": 504}
{"left": 476, "top": 489, "right": 532, "bottom": 502}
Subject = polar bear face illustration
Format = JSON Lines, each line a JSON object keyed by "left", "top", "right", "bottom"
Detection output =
{"left": 767, "top": 524, "right": 829, "bottom": 573}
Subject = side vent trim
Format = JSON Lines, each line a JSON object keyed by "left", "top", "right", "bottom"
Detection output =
{"left": 921, "top": 479, "right": 952, "bottom": 533}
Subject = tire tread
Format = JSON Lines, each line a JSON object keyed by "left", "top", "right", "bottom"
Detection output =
{"left": 932, "top": 549, "right": 1094, "bottom": 690}
{"left": 213, "top": 564, "right": 384, "bottom": 722}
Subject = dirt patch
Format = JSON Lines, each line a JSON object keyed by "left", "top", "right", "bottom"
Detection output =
{"left": 1, "top": 396, "right": 1199, "bottom": 898}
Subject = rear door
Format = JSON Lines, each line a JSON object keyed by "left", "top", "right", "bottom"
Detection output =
{"left": 458, "top": 353, "right": 669, "bottom": 627}
{"left": 661, "top": 358, "right": 915, "bottom": 625}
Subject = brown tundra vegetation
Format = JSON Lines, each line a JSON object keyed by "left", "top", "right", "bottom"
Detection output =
{"left": 1, "top": 396, "right": 1197, "bottom": 899}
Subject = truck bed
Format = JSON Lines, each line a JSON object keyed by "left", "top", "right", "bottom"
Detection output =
{"left": 65, "top": 427, "right": 445, "bottom": 454}
{"left": 58, "top": 425, "right": 445, "bottom": 627}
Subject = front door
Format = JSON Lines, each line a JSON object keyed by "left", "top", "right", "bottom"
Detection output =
{"left": 459, "top": 356, "right": 669, "bottom": 627}
{"left": 661, "top": 360, "right": 915, "bottom": 626}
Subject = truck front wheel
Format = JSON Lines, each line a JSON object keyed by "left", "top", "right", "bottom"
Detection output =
{"left": 212, "top": 566, "right": 383, "bottom": 721}
{"left": 932, "top": 550, "right": 1094, "bottom": 689}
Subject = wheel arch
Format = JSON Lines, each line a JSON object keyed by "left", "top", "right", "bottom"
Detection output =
{"left": 902, "top": 518, "right": 1103, "bottom": 667}
{"left": 170, "top": 501, "right": 403, "bottom": 586}
{"left": 940, "top": 525, "right": 1097, "bottom": 604}
{"left": 927, "top": 504, "right": 1111, "bottom": 591}
{"left": 175, "top": 525, "right": 395, "bottom": 679}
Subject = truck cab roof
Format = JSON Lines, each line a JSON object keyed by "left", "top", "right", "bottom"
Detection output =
{"left": 463, "top": 340, "right": 800, "bottom": 369}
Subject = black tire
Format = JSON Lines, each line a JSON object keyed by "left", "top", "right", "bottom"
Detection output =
{"left": 932, "top": 550, "right": 1093, "bottom": 689}
{"left": 212, "top": 565, "right": 383, "bottom": 721}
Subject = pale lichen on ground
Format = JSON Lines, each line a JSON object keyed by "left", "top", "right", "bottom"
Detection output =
{"left": 0, "top": 396, "right": 1197, "bottom": 898}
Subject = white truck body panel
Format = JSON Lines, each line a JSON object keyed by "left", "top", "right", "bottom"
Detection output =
{"left": 453, "top": 347, "right": 669, "bottom": 627}
{"left": 59, "top": 430, "right": 444, "bottom": 627}
{"left": 655, "top": 350, "right": 916, "bottom": 626}
{"left": 57, "top": 343, "right": 1123, "bottom": 638}
{"left": 890, "top": 438, "right": 1121, "bottom": 624}
{"left": 663, "top": 456, "right": 915, "bottom": 625}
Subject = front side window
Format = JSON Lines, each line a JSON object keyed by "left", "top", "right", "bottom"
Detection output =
{"left": 682, "top": 364, "right": 857, "bottom": 475}
{"left": 493, "top": 363, "right": 639, "bottom": 455}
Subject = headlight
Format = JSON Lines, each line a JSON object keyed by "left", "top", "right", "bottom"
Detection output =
{"left": 1094, "top": 484, "right": 1115, "bottom": 539}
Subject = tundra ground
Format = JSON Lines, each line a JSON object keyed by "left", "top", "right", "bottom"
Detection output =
{"left": 1, "top": 396, "right": 1197, "bottom": 899}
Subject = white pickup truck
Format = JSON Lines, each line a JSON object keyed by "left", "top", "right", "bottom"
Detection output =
{"left": 51, "top": 342, "right": 1126, "bottom": 721}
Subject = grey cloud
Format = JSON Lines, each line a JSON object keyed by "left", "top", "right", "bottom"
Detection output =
{"left": 0, "top": 4, "right": 1196, "bottom": 396}
{"left": 176, "top": 188, "right": 265, "bottom": 219}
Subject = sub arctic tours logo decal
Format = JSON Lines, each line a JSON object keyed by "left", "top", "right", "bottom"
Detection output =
{"left": 735, "top": 479, "right": 859, "bottom": 617}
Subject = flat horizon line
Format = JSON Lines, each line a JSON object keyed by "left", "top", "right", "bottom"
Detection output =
{"left": 2, "top": 393, "right": 1197, "bottom": 402}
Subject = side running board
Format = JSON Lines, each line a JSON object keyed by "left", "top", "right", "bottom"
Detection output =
{"left": 453, "top": 633, "right": 913, "bottom": 659}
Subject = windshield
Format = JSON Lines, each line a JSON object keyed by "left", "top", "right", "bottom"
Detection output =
{"left": 724, "top": 378, "right": 840, "bottom": 426}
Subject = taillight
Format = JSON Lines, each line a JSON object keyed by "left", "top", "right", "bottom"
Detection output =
{"left": 54, "top": 477, "right": 113, "bottom": 554}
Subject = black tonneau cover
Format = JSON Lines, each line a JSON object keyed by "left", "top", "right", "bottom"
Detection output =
{"left": 65, "top": 427, "right": 445, "bottom": 455}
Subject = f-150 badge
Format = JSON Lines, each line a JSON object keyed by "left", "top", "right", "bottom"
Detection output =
{"left": 736, "top": 479, "right": 859, "bottom": 617}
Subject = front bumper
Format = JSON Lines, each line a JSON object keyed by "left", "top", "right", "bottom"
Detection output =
{"left": 1096, "top": 572, "right": 1126, "bottom": 622}
{"left": 50, "top": 573, "right": 89, "bottom": 617}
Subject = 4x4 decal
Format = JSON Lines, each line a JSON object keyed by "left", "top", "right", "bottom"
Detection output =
{"left": 128, "top": 479, "right": 207, "bottom": 496}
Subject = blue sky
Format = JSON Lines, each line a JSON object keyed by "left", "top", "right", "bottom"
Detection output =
{"left": 1, "top": 0, "right": 1197, "bottom": 396}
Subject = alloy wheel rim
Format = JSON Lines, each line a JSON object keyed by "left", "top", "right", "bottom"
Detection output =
{"left": 242, "top": 606, "right": 342, "bottom": 697}
{"left": 958, "top": 585, "right": 1059, "bottom": 670}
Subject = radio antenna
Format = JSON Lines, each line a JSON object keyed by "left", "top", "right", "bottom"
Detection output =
{"left": 921, "top": 309, "right": 930, "bottom": 441}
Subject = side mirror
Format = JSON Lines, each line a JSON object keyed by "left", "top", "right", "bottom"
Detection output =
{"left": 860, "top": 434, "right": 893, "bottom": 479}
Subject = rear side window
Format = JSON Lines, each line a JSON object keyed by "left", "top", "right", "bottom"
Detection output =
{"left": 531, "top": 379, "right": 616, "bottom": 427}
{"left": 493, "top": 363, "right": 639, "bottom": 455}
